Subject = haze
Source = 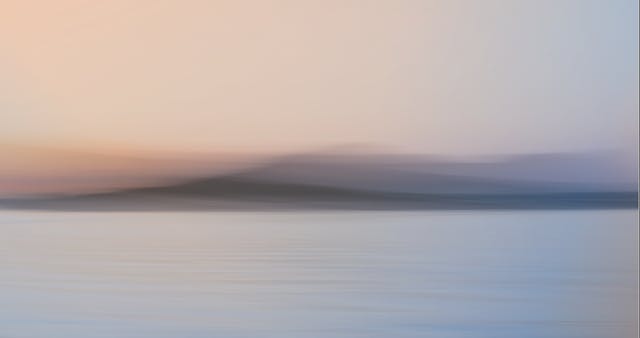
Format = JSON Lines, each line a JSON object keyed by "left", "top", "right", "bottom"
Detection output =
{"left": 1, "top": 0, "right": 637, "bottom": 155}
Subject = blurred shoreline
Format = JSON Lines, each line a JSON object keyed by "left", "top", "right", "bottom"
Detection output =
{"left": 1, "top": 147, "right": 636, "bottom": 211}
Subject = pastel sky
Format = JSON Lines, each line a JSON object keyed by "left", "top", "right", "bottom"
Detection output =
{"left": 1, "top": 0, "right": 638, "bottom": 155}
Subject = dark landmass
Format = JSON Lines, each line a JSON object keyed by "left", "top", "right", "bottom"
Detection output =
{"left": 1, "top": 151, "right": 636, "bottom": 211}
{"left": 2, "top": 175, "right": 636, "bottom": 211}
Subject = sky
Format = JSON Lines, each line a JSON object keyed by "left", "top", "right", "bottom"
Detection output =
{"left": 1, "top": 0, "right": 638, "bottom": 156}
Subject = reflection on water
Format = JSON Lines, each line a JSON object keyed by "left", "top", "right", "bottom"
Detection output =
{"left": 0, "top": 210, "right": 637, "bottom": 338}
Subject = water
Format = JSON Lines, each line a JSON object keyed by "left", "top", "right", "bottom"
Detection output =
{"left": 0, "top": 210, "right": 637, "bottom": 338}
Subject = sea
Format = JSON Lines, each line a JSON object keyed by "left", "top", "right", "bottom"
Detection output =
{"left": 0, "top": 210, "right": 637, "bottom": 338}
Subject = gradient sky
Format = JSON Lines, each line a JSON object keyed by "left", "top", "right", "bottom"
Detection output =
{"left": 1, "top": 0, "right": 638, "bottom": 155}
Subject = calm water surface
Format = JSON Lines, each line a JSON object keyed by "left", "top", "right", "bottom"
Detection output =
{"left": 0, "top": 210, "right": 637, "bottom": 338}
